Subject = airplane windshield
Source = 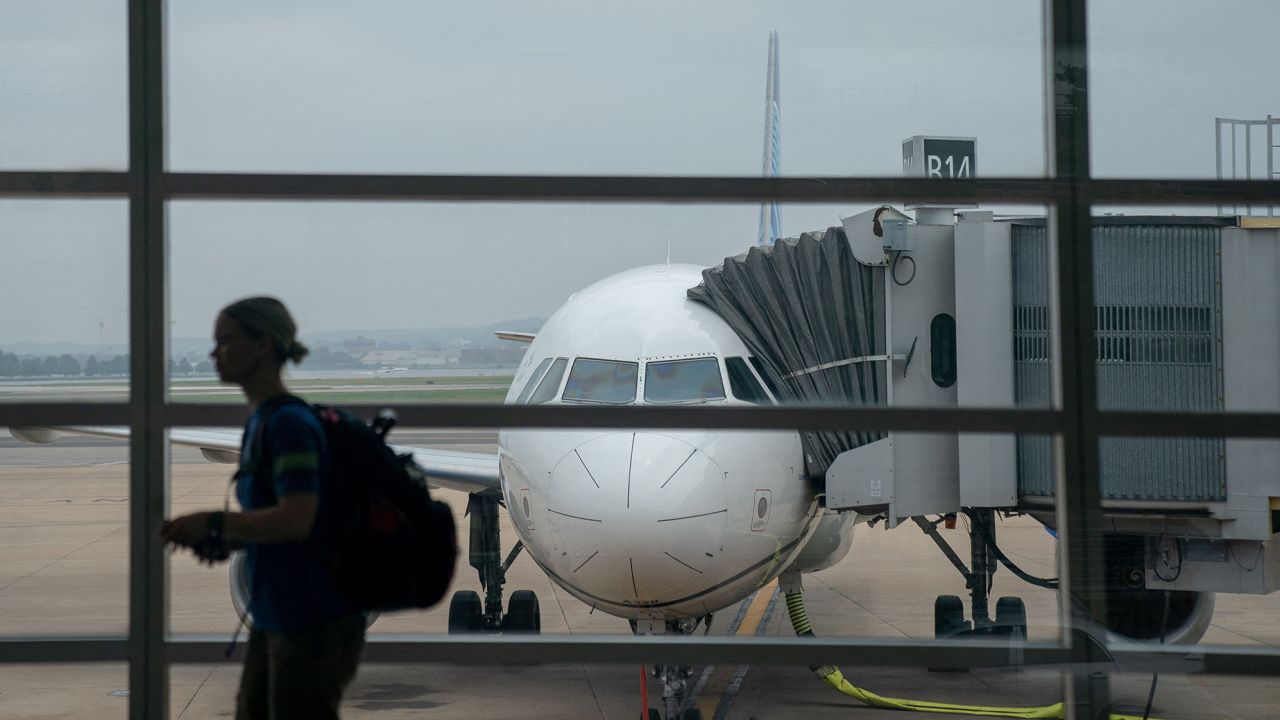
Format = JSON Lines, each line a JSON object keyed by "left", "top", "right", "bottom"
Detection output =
{"left": 562, "top": 358, "right": 638, "bottom": 404}
{"left": 725, "top": 357, "right": 771, "bottom": 405}
{"left": 514, "top": 357, "right": 554, "bottom": 404}
{"left": 643, "top": 357, "right": 725, "bottom": 404}
{"left": 527, "top": 357, "right": 568, "bottom": 404}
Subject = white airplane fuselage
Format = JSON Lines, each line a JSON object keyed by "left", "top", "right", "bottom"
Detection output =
{"left": 498, "top": 264, "right": 818, "bottom": 622}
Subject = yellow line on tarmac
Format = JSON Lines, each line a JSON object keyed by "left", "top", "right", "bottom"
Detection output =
{"left": 694, "top": 578, "right": 778, "bottom": 718}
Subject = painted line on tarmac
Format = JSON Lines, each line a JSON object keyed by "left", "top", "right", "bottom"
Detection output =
{"left": 690, "top": 578, "right": 779, "bottom": 719}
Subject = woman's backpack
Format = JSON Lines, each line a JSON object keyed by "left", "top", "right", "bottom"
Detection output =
{"left": 251, "top": 397, "right": 458, "bottom": 612}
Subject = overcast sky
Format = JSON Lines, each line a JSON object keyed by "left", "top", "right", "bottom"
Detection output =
{"left": 2, "top": 1, "right": 1277, "bottom": 346}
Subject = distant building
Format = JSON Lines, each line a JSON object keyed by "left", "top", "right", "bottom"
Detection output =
{"left": 343, "top": 335, "right": 377, "bottom": 355}
{"left": 359, "top": 349, "right": 458, "bottom": 367}
{"left": 460, "top": 346, "right": 527, "bottom": 367}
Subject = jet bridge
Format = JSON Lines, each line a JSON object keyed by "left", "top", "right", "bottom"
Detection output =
{"left": 690, "top": 210, "right": 1280, "bottom": 614}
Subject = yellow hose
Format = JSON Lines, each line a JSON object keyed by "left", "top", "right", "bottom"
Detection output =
{"left": 784, "top": 592, "right": 1156, "bottom": 720}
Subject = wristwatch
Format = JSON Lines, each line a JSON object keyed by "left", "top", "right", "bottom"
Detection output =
{"left": 207, "top": 511, "right": 225, "bottom": 543}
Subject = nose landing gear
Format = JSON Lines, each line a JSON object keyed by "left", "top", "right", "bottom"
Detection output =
{"left": 447, "top": 492, "right": 542, "bottom": 634}
{"left": 636, "top": 618, "right": 708, "bottom": 720}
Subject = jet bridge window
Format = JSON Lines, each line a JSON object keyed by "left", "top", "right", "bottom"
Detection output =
{"left": 644, "top": 357, "right": 726, "bottom": 404}
{"left": 562, "top": 358, "right": 638, "bottom": 404}
{"left": 725, "top": 357, "right": 771, "bottom": 405}
{"left": 527, "top": 357, "right": 568, "bottom": 404}
{"left": 514, "top": 357, "right": 554, "bottom": 404}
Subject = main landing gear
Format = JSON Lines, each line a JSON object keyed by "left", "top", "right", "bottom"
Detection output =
{"left": 447, "top": 492, "right": 541, "bottom": 634}
{"left": 914, "top": 509, "right": 1028, "bottom": 668}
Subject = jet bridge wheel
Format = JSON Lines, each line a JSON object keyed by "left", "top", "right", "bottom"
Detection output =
{"left": 503, "top": 589, "right": 541, "bottom": 633}
{"left": 448, "top": 590, "right": 484, "bottom": 634}
{"left": 933, "top": 594, "right": 968, "bottom": 638}
{"left": 995, "top": 596, "right": 1027, "bottom": 639}
{"left": 930, "top": 594, "right": 970, "bottom": 673}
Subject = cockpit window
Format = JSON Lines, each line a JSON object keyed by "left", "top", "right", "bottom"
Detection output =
{"left": 527, "top": 357, "right": 568, "bottom": 405}
{"left": 726, "top": 357, "right": 771, "bottom": 405}
{"left": 748, "top": 356, "right": 782, "bottom": 398}
{"left": 562, "top": 358, "right": 638, "bottom": 404}
{"left": 514, "top": 357, "right": 554, "bottom": 405}
{"left": 643, "top": 357, "right": 725, "bottom": 404}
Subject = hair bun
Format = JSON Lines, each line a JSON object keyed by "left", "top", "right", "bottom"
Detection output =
{"left": 286, "top": 341, "right": 310, "bottom": 364}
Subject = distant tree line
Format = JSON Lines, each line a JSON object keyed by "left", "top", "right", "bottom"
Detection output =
{"left": 0, "top": 349, "right": 220, "bottom": 378}
{"left": 0, "top": 346, "right": 357, "bottom": 378}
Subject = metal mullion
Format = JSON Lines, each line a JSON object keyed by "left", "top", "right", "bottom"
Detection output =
{"left": 162, "top": 173, "right": 1065, "bottom": 205}
{"left": 127, "top": 1, "right": 167, "bottom": 718}
{"left": 161, "top": 402, "right": 1066, "bottom": 434}
{"left": 0, "top": 638, "right": 129, "bottom": 664}
{"left": 0, "top": 171, "right": 131, "bottom": 196}
{"left": 1097, "top": 410, "right": 1280, "bottom": 438}
{"left": 157, "top": 173, "right": 1280, "bottom": 206}
{"left": 0, "top": 403, "right": 131, "bottom": 427}
{"left": 1045, "top": 0, "right": 1109, "bottom": 718}
{"left": 167, "top": 635, "right": 1076, "bottom": 669}
{"left": 162, "top": 636, "right": 1280, "bottom": 678}
{"left": 1083, "top": 178, "right": 1279, "bottom": 207}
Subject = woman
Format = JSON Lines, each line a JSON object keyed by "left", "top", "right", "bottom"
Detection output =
{"left": 161, "top": 296, "right": 364, "bottom": 720}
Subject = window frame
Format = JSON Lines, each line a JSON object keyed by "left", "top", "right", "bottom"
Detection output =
{"left": 4, "top": 1, "right": 1280, "bottom": 717}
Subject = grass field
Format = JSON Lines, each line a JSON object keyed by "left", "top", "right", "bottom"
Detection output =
{"left": 174, "top": 375, "right": 514, "bottom": 404}
{"left": 0, "top": 374, "right": 515, "bottom": 404}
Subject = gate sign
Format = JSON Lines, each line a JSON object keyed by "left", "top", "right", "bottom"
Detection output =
{"left": 902, "top": 136, "right": 976, "bottom": 179}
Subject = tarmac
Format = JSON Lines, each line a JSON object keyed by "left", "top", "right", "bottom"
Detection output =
{"left": 1, "top": 428, "right": 1278, "bottom": 719}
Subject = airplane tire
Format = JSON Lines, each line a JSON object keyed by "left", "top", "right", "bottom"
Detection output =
{"left": 448, "top": 590, "right": 483, "bottom": 634}
{"left": 995, "top": 596, "right": 1027, "bottom": 639}
{"left": 505, "top": 590, "right": 541, "bottom": 634}
{"left": 641, "top": 709, "right": 660, "bottom": 720}
{"left": 680, "top": 708, "right": 704, "bottom": 720}
{"left": 934, "top": 594, "right": 967, "bottom": 638}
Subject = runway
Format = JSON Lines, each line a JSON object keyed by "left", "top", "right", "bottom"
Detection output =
{"left": 1, "top": 429, "right": 1277, "bottom": 719}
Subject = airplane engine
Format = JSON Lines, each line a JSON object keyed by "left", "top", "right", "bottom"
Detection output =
{"left": 1098, "top": 534, "right": 1215, "bottom": 645}
{"left": 784, "top": 510, "right": 857, "bottom": 575}
{"left": 9, "top": 427, "right": 61, "bottom": 444}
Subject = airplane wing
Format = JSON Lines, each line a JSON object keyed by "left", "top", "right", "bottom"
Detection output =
{"left": 7, "top": 425, "right": 501, "bottom": 495}
{"left": 494, "top": 331, "right": 536, "bottom": 344}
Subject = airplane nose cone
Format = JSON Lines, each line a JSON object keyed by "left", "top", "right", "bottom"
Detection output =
{"left": 547, "top": 433, "right": 727, "bottom": 607}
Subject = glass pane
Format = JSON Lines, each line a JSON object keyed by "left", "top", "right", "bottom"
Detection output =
{"left": 170, "top": 199, "right": 1049, "bottom": 411}
{"left": 563, "top": 358, "right": 638, "bottom": 404}
{"left": 1089, "top": 1, "right": 1280, "bottom": 185}
{"left": 0, "top": 426, "right": 128, "bottom": 636}
{"left": 1107, "top": 674, "right": 1280, "bottom": 720}
{"left": 643, "top": 357, "right": 724, "bottom": 404}
{"left": 1082, "top": 436, "right": 1280, "bottom": 651}
{"left": 1, "top": 664, "right": 128, "bottom": 719}
{"left": 0, "top": 200, "right": 128, "bottom": 402}
{"left": 167, "top": 1, "right": 1044, "bottom": 176}
{"left": 0, "top": 3, "right": 128, "bottom": 171}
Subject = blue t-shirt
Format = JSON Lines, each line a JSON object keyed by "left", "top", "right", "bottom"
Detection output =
{"left": 236, "top": 399, "right": 355, "bottom": 632}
